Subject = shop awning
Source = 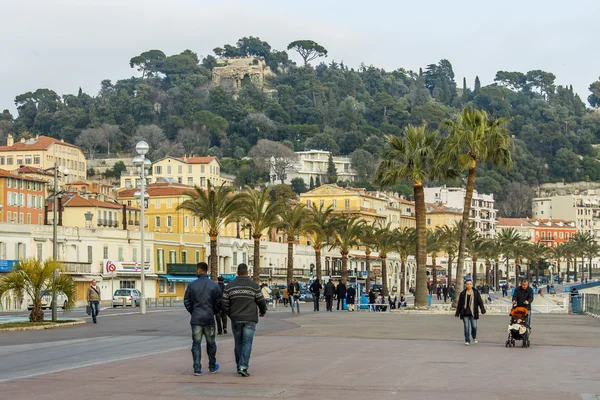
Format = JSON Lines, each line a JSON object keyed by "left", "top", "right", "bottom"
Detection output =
{"left": 158, "top": 274, "right": 198, "bottom": 283}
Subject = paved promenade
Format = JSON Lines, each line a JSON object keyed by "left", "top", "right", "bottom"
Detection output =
{"left": 1, "top": 308, "right": 599, "bottom": 399}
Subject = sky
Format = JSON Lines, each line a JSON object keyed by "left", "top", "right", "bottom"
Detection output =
{"left": 1, "top": 0, "right": 599, "bottom": 116}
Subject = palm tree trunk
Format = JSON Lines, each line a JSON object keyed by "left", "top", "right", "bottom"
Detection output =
{"left": 447, "top": 254, "right": 453, "bottom": 287}
{"left": 252, "top": 236, "right": 261, "bottom": 283}
{"left": 566, "top": 258, "right": 571, "bottom": 283}
{"left": 400, "top": 255, "right": 406, "bottom": 295}
{"left": 341, "top": 254, "right": 348, "bottom": 284}
{"left": 315, "top": 247, "right": 322, "bottom": 281}
{"left": 485, "top": 260, "right": 491, "bottom": 286}
{"left": 286, "top": 241, "right": 294, "bottom": 283}
{"left": 210, "top": 236, "right": 218, "bottom": 281}
{"left": 30, "top": 297, "right": 44, "bottom": 322}
{"left": 514, "top": 257, "right": 520, "bottom": 286}
{"left": 454, "top": 161, "right": 476, "bottom": 306}
{"left": 472, "top": 258, "right": 477, "bottom": 286}
{"left": 574, "top": 257, "right": 579, "bottom": 283}
{"left": 382, "top": 256, "right": 389, "bottom": 297}
{"left": 589, "top": 255, "right": 593, "bottom": 281}
{"left": 365, "top": 249, "right": 371, "bottom": 292}
{"left": 414, "top": 183, "right": 428, "bottom": 307}
{"left": 432, "top": 254, "right": 438, "bottom": 289}
{"left": 535, "top": 261, "right": 540, "bottom": 286}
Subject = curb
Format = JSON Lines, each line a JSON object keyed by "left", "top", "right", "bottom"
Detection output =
{"left": 0, "top": 319, "right": 86, "bottom": 332}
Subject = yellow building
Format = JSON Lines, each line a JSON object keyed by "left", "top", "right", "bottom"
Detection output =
{"left": 0, "top": 135, "right": 87, "bottom": 181}
{"left": 426, "top": 204, "right": 462, "bottom": 230}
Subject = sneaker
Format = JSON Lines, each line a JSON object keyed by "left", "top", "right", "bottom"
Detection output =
{"left": 238, "top": 368, "right": 249, "bottom": 377}
{"left": 465, "top": 342, "right": 470, "bottom": 346}
{"left": 210, "top": 364, "right": 219, "bottom": 374}
{"left": 217, "top": 331, "right": 222, "bottom": 335}
{"left": 194, "top": 371, "right": 203, "bottom": 376}
{"left": 474, "top": 339, "right": 478, "bottom": 344}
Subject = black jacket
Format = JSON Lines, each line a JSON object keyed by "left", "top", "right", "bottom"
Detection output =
{"left": 336, "top": 283, "right": 347, "bottom": 298}
{"left": 512, "top": 286, "right": 534, "bottom": 309}
{"left": 309, "top": 280, "right": 322, "bottom": 295}
{"left": 184, "top": 274, "right": 222, "bottom": 326}
{"left": 324, "top": 281, "right": 336, "bottom": 296}
{"left": 455, "top": 289, "right": 486, "bottom": 320}
{"left": 223, "top": 276, "right": 267, "bottom": 323}
{"left": 346, "top": 287, "right": 356, "bottom": 299}
{"left": 288, "top": 281, "right": 300, "bottom": 297}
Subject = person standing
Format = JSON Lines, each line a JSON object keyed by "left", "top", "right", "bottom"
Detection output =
{"left": 288, "top": 278, "right": 301, "bottom": 314}
{"left": 87, "top": 279, "right": 101, "bottom": 324}
{"left": 455, "top": 280, "right": 486, "bottom": 346}
{"left": 368, "top": 289, "right": 376, "bottom": 312}
{"left": 442, "top": 285, "right": 449, "bottom": 303}
{"left": 309, "top": 278, "right": 322, "bottom": 312}
{"left": 335, "top": 279, "right": 347, "bottom": 311}
{"left": 271, "top": 284, "right": 280, "bottom": 311}
{"left": 436, "top": 285, "right": 442, "bottom": 301}
{"left": 261, "top": 283, "right": 271, "bottom": 308}
{"left": 282, "top": 286, "right": 289, "bottom": 307}
{"left": 512, "top": 279, "right": 534, "bottom": 326}
{"left": 223, "top": 263, "right": 267, "bottom": 377}
{"left": 184, "top": 262, "right": 222, "bottom": 375}
{"left": 324, "top": 279, "right": 336, "bottom": 311}
{"left": 346, "top": 285, "right": 356, "bottom": 312}
{"left": 388, "top": 289, "right": 397, "bottom": 310}
{"left": 215, "top": 276, "right": 228, "bottom": 335}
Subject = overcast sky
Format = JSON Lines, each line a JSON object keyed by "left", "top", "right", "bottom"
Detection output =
{"left": 1, "top": 0, "right": 598, "bottom": 116}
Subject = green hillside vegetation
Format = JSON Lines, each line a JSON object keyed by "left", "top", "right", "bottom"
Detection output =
{"left": 2, "top": 36, "right": 600, "bottom": 217}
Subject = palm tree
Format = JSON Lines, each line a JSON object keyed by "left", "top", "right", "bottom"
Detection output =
{"left": 552, "top": 242, "right": 568, "bottom": 283}
{"left": 438, "top": 224, "right": 460, "bottom": 287}
{"left": 427, "top": 229, "right": 443, "bottom": 288}
{"left": 525, "top": 242, "right": 550, "bottom": 284}
{"left": 396, "top": 227, "right": 416, "bottom": 295}
{"left": 0, "top": 258, "right": 76, "bottom": 322}
{"left": 445, "top": 107, "right": 512, "bottom": 299}
{"left": 479, "top": 238, "right": 498, "bottom": 286}
{"left": 330, "top": 215, "right": 364, "bottom": 284}
{"left": 563, "top": 240, "right": 577, "bottom": 283}
{"left": 497, "top": 228, "right": 527, "bottom": 286}
{"left": 277, "top": 203, "right": 310, "bottom": 283}
{"left": 358, "top": 222, "right": 378, "bottom": 291}
{"left": 466, "top": 231, "right": 486, "bottom": 286}
{"left": 236, "top": 187, "right": 284, "bottom": 282}
{"left": 374, "top": 225, "right": 397, "bottom": 297}
{"left": 305, "top": 204, "right": 336, "bottom": 282}
{"left": 584, "top": 240, "right": 600, "bottom": 280}
{"left": 375, "top": 125, "right": 451, "bottom": 307}
{"left": 177, "top": 181, "right": 241, "bottom": 280}
{"left": 573, "top": 232, "right": 594, "bottom": 282}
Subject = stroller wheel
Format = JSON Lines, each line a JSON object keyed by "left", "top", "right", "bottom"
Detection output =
{"left": 505, "top": 342, "right": 509, "bottom": 348}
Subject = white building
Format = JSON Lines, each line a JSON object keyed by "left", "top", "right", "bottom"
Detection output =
{"left": 532, "top": 193, "right": 600, "bottom": 239}
{"left": 424, "top": 186, "right": 497, "bottom": 237}
{"left": 271, "top": 150, "right": 357, "bottom": 185}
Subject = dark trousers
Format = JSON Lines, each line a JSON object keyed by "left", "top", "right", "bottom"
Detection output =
{"left": 191, "top": 324, "right": 216, "bottom": 373}
{"left": 337, "top": 296, "right": 344, "bottom": 310}
{"left": 325, "top": 295, "right": 333, "bottom": 311}
{"left": 215, "top": 310, "right": 227, "bottom": 333}
{"left": 313, "top": 295, "right": 320, "bottom": 311}
{"left": 90, "top": 301, "right": 99, "bottom": 323}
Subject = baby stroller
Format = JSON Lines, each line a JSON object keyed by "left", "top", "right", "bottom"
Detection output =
{"left": 505, "top": 306, "right": 531, "bottom": 348}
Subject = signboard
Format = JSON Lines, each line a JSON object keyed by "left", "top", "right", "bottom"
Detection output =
{"left": 220, "top": 274, "right": 236, "bottom": 281}
{"left": 103, "top": 260, "right": 150, "bottom": 274}
{"left": 0, "top": 259, "right": 18, "bottom": 273}
{"left": 362, "top": 270, "right": 368, "bottom": 278}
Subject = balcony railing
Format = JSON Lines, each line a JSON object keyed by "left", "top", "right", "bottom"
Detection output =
{"left": 97, "top": 219, "right": 105, "bottom": 226}
{"left": 62, "top": 261, "right": 92, "bottom": 274}
{"left": 258, "top": 267, "right": 306, "bottom": 276}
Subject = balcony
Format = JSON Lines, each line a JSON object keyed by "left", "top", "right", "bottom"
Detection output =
{"left": 62, "top": 261, "right": 92, "bottom": 274}
{"left": 97, "top": 219, "right": 105, "bottom": 227}
{"left": 258, "top": 267, "right": 305, "bottom": 277}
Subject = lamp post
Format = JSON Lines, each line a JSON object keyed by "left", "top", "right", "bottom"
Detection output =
{"left": 52, "top": 165, "right": 68, "bottom": 322}
{"left": 133, "top": 141, "right": 150, "bottom": 315}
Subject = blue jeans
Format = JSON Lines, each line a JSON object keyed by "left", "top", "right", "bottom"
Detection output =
{"left": 463, "top": 316, "right": 477, "bottom": 343}
{"left": 290, "top": 297, "right": 300, "bottom": 311}
{"left": 191, "top": 324, "right": 216, "bottom": 373}
{"left": 232, "top": 321, "right": 256, "bottom": 370}
{"left": 313, "top": 295, "right": 319, "bottom": 311}
{"left": 89, "top": 301, "right": 99, "bottom": 322}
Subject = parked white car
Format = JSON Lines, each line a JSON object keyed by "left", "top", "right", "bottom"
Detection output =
{"left": 112, "top": 288, "right": 141, "bottom": 307}
{"left": 27, "top": 291, "right": 68, "bottom": 310}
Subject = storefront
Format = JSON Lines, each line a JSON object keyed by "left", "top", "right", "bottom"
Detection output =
{"left": 102, "top": 259, "right": 157, "bottom": 300}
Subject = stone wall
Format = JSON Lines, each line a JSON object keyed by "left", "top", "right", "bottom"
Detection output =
{"left": 212, "top": 57, "right": 273, "bottom": 97}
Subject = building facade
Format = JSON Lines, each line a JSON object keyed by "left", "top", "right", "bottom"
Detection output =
{"left": 532, "top": 193, "right": 600, "bottom": 239}
{"left": 0, "top": 169, "right": 46, "bottom": 225}
{"left": 273, "top": 150, "right": 358, "bottom": 185}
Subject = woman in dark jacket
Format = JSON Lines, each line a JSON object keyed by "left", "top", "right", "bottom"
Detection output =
{"left": 455, "top": 280, "right": 486, "bottom": 346}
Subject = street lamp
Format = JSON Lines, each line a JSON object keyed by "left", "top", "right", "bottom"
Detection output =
{"left": 52, "top": 165, "right": 68, "bottom": 322}
{"left": 133, "top": 141, "right": 150, "bottom": 315}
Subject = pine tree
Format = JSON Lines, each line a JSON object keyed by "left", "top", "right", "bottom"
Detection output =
{"left": 315, "top": 175, "right": 321, "bottom": 187}
{"left": 474, "top": 76, "right": 481, "bottom": 95}
{"left": 326, "top": 153, "right": 338, "bottom": 184}
{"left": 462, "top": 77, "right": 469, "bottom": 103}
{"left": 309, "top": 176, "right": 315, "bottom": 189}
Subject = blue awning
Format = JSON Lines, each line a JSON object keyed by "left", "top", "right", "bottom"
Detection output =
{"left": 158, "top": 274, "right": 198, "bottom": 283}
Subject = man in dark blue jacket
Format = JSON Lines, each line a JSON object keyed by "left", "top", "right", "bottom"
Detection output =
{"left": 184, "top": 262, "right": 222, "bottom": 376}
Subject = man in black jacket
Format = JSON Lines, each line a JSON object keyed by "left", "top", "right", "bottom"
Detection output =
{"left": 335, "top": 280, "right": 347, "bottom": 311}
{"left": 215, "top": 276, "right": 228, "bottom": 334}
{"left": 223, "top": 263, "right": 267, "bottom": 377}
{"left": 309, "top": 278, "right": 322, "bottom": 312}
{"left": 184, "top": 262, "right": 222, "bottom": 376}
{"left": 513, "top": 279, "right": 534, "bottom": 325}
{"left": 324, "top": 279, "right": 336, "bottom": 311}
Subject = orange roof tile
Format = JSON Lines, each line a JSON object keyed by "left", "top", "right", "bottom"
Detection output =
{"left": 117, "top": 184, "right": 191, "bottom": 198}
{"left": 0, "top": 168, "right": 48, "bottom": 183}
{"left": 64, "top": 194, "right": 123, "bottom": 209}
{"left": 497, "top": 218, "right": 532, "bottom": 227}
{"left": 180, "top": 156, "right": 216, "bottom": 164}
{"left": 16, "top": 166, "right": 54, "bottom": 176}
{"left": 0, "top": 136, "right": 83, "bottom": 153}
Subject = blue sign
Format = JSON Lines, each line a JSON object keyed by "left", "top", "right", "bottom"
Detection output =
{"left": 220, "top": 274, "right": 237, "bottom": 281}
{"left": 362, "top": 270, "right": 368, "bottom": 278}
{"left": 0, "top": 260, "right": 18, "bottom": 273}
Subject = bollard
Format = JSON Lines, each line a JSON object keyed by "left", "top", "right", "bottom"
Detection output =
{"left": 123, "top": 298, "right": 127, "bottom": 307}
{"left": 155, "top": 297, "right": 158, "bottom": 308}
{"left": 162, "top": 297, "right": 166, "bottom": 307}
{"left": 169, "top": 297, "right": 173, "bottom": 307}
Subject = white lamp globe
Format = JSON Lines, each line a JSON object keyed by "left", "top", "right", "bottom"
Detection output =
{"left": 136, "top": 141, "right": 149, "bottom": 156}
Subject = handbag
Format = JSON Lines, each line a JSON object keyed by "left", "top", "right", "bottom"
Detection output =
{"left": 86, "top": 305, "right": 92, "bottom": 315}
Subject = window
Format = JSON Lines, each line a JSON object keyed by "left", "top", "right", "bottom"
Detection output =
{"left": 427, "top": 218, "right": 432, "bottom": 225}
{"left": 169, "top": 250, "right": 176, "bottom": 264}
{"left": 233, "top": 251, "right": 238, "bottom": 265}
{"left": 178, "top": 165, "right": 182, "bottom": 174}
{"left": 167, "top": 166, "right": 171, "bottom": 174}
{"left": 36, "top": 243, "right": 43, "bottom": 260}
{"left": 306, "top": 200, "right": 311, "bottom": 207}
{"left": 159, "top": 280, "right": 166, "bottom": 294}
{"left": 25, "top": 156, "right": 32, "bottom": 164}
{"left": 16, "top": 156, "right": 23, "bottom": 165}
{"left": 146, "top": 248, "right": 150, "bottom": 264}
{"left": 167, "top": 216, "right": 172, "bottom": 227}
{"left": 332, "top": 199, "right": 337, "bottom": 208}
{"left": 188, "top": 165, "right": 193, "bottom": 173}
{"left": 6, "top": 156, "right": 13, "bottom": 165}
{"left": 181, "top": 251, "right": 187, "bottom": 264}
{"left": 187, "top": 177, "right": 193, "bottom": 186}
{"left": 167, "top": 200, "right": 172, "bottom": 208}
{"left": 155, "top": 199, "right": 160, "bottom": 209}
{"left": 118, "top": 247, "right": 124, "bottom": 261}
{"left": 168, "top": 282, "right": 176, "bottom": 293}
{"left": 542, "top": 232, "right": 545, "bottom": 239}
{"left": 120, "top": 280, "right": 136, "bottom": 289}
{"left": 0, "top": 156, "right": 4, "bottom": 165}
{"left": 103, "top": 246, "right": 109, "bottom": 259}
{"left": 184, "top": 216, "right": 189, "bottom": 228}
{"left": 345, "top": 199, "right": 350, "bottom": 209}
{"left": 154, "top": 166, "right": 162, "bottom": 174}
{"left": 320, "top": 200, "right": 324, "bottom": 206}
{"left": 27, "top": 213, "right": 31, "bottom": 224}
{"left": 155, "top": 216, "right": 161, "bottom": 227}
{"left": 201, "top": 165, "right": 205, "bottom": 173}
{"left": 195, "top": 250, "right": 200, "bottom": 263}
{"left": 33, "top": 155, "right": 40, "bottom": 164}
{"left": 88, "top": 246, "right": 93, "bottom": 263}
{"left": 157, "top": 249, "right": 164, "bottom": 272}
{"left": 0, "top": 242, "right": 6, "bottom": 259}
{"left": 133, "top": 248, "right": 137, "bottom": 262}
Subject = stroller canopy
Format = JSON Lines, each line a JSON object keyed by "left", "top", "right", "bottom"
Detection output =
{"left": 510, "top": 306, "right": 529, "bottom": 317}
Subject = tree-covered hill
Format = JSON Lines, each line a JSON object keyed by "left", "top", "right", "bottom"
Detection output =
{"left": 2, "top": 36, "right": 600, "bottom": 208}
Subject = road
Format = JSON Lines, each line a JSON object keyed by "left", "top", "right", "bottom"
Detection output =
{"left": 1, "top": 306, "right": 600, "bottom": 399}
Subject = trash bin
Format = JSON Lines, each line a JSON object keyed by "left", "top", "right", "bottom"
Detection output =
{"left": 342, "top": 298, "right": 348, "bottom": 311}
{"left": 571, "top": 294, "right": 583, "bottom": 314}
{"left": 427, "top": 294, "right": 432, "bottom": 306}
{"left": 360, "top": 293, "right": 369, "bottom": 310}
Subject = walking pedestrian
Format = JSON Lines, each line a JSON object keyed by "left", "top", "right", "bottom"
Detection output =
{"left": 184, "top": 262, "right": 222, "bottom": 376}
{"left": 87, "top": 279, "right": 101, "bottom": 324}
{"left": 282, "top": 286, "right": 289, "bottom": 307}
{"left": 455, "top": 280, "right": 486, "bottom": 346}
{"left": 324, "top": 279, "right": 335, "bottom": 311}
{"left": 369, "top": 289, "right": 376, "bottom": 312}
{"left": 346, "top": 284, "right": 356, "bottom": 312}
{"left": 309, "top": 278, "right": 322, "bottom": 312}
{"left": 436, "top": 285, "right": 442, "bottom": 300}
{"left": 288, "top": 278, "right": 301, "bottom": 314}
{"left": 215, "top": 276, "right": 228, "bottom": 334}
{"left": 271, "top": 284, "right": 280, "bottom": 311}
{"left": 442, "top": 285, "right": 448, "bottom": 303}
{"left": 223, "top": 263, "right": 267, "bottom": 377}
{"left": 261, "top": 283, "right": 271, "bottom": 308}
{"left": 335, "top": 279, "right": 347, "bottom": 311}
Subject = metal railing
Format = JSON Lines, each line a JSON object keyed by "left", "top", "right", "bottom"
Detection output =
{"left": 584, "top": 293, "right": 600, "bottom": 316}
{"left": 62, "top": 261, "right": 92, "bottom": 274}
